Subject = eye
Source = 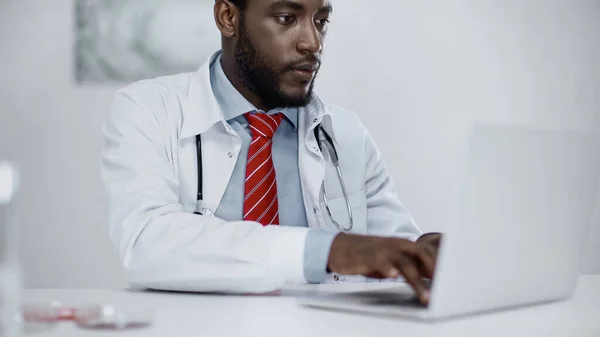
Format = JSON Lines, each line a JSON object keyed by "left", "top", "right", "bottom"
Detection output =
{"left": 315, "top": 18, "right": 330, "bottom": 27}
{"left": 276, "top": 15, "right": 296, "bottom": 25}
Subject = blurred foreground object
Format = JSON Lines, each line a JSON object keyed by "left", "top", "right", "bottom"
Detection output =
{"left": 0, "top": 162, "right": 22, "bottom": 337}
{"left": 21, "top": 302, "right": 153, "bottom": 331}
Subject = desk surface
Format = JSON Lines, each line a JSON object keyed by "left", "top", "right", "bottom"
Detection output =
{"left": 24, "top": 276, "right": 600, "bottom": 337}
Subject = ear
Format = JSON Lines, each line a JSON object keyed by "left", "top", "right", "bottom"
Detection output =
{"left": 214, "top": 0, "right": 240, "bottom": 38}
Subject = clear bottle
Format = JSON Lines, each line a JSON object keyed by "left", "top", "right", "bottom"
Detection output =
{"left": 0, "top": 162, "right": 22, "bottom": 337}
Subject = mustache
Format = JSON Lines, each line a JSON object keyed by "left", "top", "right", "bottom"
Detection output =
{"left": 282, "top": 55, "right": 322, "bottom": 72}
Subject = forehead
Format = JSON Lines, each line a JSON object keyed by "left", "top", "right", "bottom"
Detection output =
{"left": 248, "top": 0, "right": 333, "bottom": 11}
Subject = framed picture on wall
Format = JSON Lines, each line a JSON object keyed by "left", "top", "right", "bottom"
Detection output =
{"left": 75, "top": 0, "right": 220, "bottom": 84}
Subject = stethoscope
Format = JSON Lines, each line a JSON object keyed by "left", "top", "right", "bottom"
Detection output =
{"left": 195, "top": 125, "right": 354, "bottom": 231}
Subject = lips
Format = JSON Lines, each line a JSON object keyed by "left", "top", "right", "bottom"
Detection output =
{"left": 288, "top": 62, "right": 318, "bottom": 83}
{"left": 293, "top": 62, "right": 318, "bottom": 72}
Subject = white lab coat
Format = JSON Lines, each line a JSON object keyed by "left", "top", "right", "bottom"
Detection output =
{"left": 101, "top": 52, "right": 422, "bottom": 293}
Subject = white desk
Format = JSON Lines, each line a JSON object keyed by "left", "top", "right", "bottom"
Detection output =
{"left": 24, "top": 276, "right": 600, "bottom": 337}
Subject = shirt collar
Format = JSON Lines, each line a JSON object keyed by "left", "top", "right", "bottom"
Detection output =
{"left": 180, "top": 50, "right": 334, "bottom": 143}
{"left": 211, "top": 53, "right": 298, "bottom": 129}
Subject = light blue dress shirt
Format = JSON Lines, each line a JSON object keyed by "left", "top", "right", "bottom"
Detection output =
{"left": 210, "top": 54, "right": 337, "bottom": 283}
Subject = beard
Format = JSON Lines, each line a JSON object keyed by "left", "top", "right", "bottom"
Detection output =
{"left": 234, "top": 18, "right": 320, "bottom": 109}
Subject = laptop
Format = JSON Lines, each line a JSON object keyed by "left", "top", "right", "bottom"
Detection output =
{"left": 298, "top": 122, "right": 600, "bottom": 321}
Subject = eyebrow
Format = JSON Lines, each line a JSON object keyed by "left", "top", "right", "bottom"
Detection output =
{"left": 318, "top": 4, "right": 333, "bottom": 14}
{"left": 268, "top": 0, "right": 304, "bottom": 11}
{"left": 268, "top": 0, "right": 333, "bottom": 14}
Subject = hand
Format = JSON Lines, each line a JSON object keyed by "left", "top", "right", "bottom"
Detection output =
{"left": 327, "top": 233, "right": 439, "bottom": 305}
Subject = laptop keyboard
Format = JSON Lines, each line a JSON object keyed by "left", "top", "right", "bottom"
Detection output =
{"left": 348, "top": 289, "right": 426, "bottom": 308}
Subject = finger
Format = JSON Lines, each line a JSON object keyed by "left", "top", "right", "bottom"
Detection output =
{"left": 371, "top": 256, "right": 400, "bottom": 279}
{"left": 416, "top": 261, "right": 432, "bottom": 281}
{"left": 430, "top": 234, "right": 442, "bottom": 248}
{"left": 387, "top": 240, "right": 433, "bottom": 278}
{"left": 401, "top": 242, "right": 434, "bottom": 279}
{"left": 364, "top": 271, "right": 386, "bottom": 279}
{"left": 396, "top": 256, "right": 430, "bottom": 305}
{"left": 413, "top": 246, "right": 436, "bottom": 279}
{"left": 423, "top": 244, "right": 439, "bottom": 266}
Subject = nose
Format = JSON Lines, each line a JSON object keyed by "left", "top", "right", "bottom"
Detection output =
{"left": 296, "top": 21, "right": 323, "bottom": 55}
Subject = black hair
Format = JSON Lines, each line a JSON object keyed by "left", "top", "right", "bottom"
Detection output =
{"left": 231, "top": 0, "right": 247, "bottom": 10}
{"left": 216, "top": 0, "right": 247, "bottom": 10}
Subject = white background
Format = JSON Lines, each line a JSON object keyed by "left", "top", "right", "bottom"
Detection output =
{"left": 0, "top": 0, "right": 598, "bottom": 288}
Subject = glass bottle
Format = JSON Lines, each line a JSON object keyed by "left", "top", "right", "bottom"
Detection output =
{"left": 0, "top": 162, "right": 22, "bottom": 337}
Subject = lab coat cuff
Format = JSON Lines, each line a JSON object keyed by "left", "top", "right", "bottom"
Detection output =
{"left": 303, "top": 229, "right": 338, "bottom": 284}
{"left": 270, "top": 227, "right": 311, "bottom": 284}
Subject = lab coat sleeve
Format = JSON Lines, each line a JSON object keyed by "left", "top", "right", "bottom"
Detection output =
{"left": 363, "top": 129, "right": 423, "bottom": 241}
{"left": 100, "top": 91, "right": 309, "bottom": 293}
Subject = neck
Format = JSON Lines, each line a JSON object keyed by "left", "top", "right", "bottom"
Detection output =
{"left": 220, "top": 53, "right": 269, "bottom": 111}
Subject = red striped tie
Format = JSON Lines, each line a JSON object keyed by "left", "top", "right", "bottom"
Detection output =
{"left": 243, "top": 112, "right": 285, "bottom": 226}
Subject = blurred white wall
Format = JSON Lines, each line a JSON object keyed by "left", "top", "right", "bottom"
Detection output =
{"left": 0, "top": 0, "right": 598, "bottom": 289}
{"left": 0, "top": 0, "right": 128, "bottom": 288}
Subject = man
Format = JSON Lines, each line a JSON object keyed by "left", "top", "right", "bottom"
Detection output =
{"left": 101, "top": 0, "right": 441, "bottom": 304}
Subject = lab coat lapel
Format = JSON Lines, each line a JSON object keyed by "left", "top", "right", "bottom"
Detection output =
{"left": 180, "top": 53, "right": 241, "bottom": 213}
{"left": 298, "top": 96, "right": 336, "bottom": 229}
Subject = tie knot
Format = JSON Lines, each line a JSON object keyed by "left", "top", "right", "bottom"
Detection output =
{"left": 245, "top": 112, "right": 285, "bottom": 139}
